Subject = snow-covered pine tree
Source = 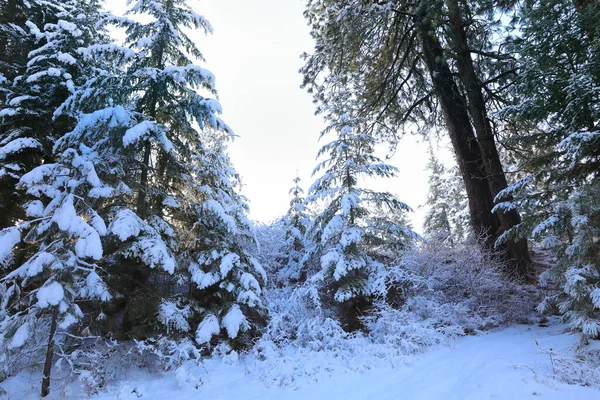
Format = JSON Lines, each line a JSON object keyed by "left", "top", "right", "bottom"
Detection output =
{"left": 0, "top": 0, "right": 30, "bottom": 101}
{"left": 0, "top": 142, "right": 113, "bottom": 396}
{"left": 0, "top": 3, "right": 119, "bottom": 395}
{"left": 56, "top": 106, "right": 178, "bottom": 339}
{"left": 307, "top": 89, "right": 415, "bottom": 330}
{"left": 0, "top": 0, "right": 104, "bottom": 228}
{"left": 276, "top": 176, "right": 312, "bottom": 284}
{"left": 423, "top": 146, "right": 453, "bottom": 242}
{"left": 495, "top": 0, "right": 600, "bottom": 337}
{"left": 185, "top": 128, "right": 267, "bottom": 348}
{"left": 422, "top": 145, "right": 470, "bottom": 245}
{"left": 69, "top": 0, "right": 223, "bottom": 339}
{"left": 78, "top": 0, "right": 268, "bottom": 345}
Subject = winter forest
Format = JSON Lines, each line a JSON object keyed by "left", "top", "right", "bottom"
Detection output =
{"left": 0, "top": 0, "right": 598, "bottom": 398}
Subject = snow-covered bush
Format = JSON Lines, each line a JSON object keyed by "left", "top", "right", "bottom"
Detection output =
{"left": 244, "top": 238, "right": 538, "bottom": 389}
{"left": 383, "top": 240, "right": 536, "bottom": 325}
{"left": 249, "top": 220, "right": 286, "bottom": 285}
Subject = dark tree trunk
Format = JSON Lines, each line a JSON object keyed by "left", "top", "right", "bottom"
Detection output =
{"left": 446, "top": 0, "right": 531, "bottom": 278}
{"left": 41, "top": 306, "right": 59, "bottom": 397}
{"left": 415, "top": 9, "right": 501, "bottom": 251}
{"left": 136, "top": 141, "right": 152, "bottom": 217}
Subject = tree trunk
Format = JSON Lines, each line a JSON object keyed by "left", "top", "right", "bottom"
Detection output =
{"left": 414, "top": 8, "right": 501, "bottom": 251}
{"left": 136, "top": 141, "right": 152, "bottom": 217}
{"left": 41, "top": 306, "right": 59, "bottom": 397}
{"left": 445, "top": 0, "right": 531, "bottom": 278}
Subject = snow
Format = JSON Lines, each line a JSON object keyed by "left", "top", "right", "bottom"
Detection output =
{"left": 7, "top": 323, "right": 29, "bottom": 349}
{"left": 124, "top": 121, "right": 173, "bottom": 152}
{"left": 221, "top": 304, "right": 248, "bottom": 339}
{"left": 190, "top": 264, "right": 220, "bottom": 289}
{"left": 52, "top": 195, "right": 103, "bottom": 260}
{"left": 36, "top": 281, "right": 64, "bottom": 308}
{"left": 195, "top": 314, "right": 220, "bottom": 344}
{"left": 24, "top": 200, "right": 44, "bottom": 217}
{"left": 21, "top": 251, "right": 56, "bottom": 278}
{"left": 108, "top": 209, "right": 143, "bottom": 241}
{"left": 82, "top": 271, "right": 112, "bottom": 302}
{"left": 340, "top": 226, "right": 362, "bottom": 246}
{"left": 4, "top": 323, "right": 599, "bottom": 399}
{"left": 132, "top": 237, "right": 176, "bottom": 274}
{"left": 219, "top": 253, "right": 239, "bottom": 277}
{"left": 158, "top": 301, "right": 191, "bottom": 334}
{"left": 0, "top": 137, "right": 42, "bottom": 160}
{"left": 57, "top": 52, "right": 77, "bottom": 65}
{"left": 0, "top": 227, "right": 21, "bottom": 265}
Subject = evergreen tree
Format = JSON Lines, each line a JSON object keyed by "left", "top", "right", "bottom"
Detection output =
{"left": 307, "top": 89, "right": 415, "bottom": 330}
{"left": 301, "top": 0, "right": 532, "bottom": 277}
{"left": 184, "top": 128, "right": 267, "bottom": 347}
{"left": 423, "top": 146, "right": 453, "bottom": 242}
{"left": 0, "top": 0, "right": 105, "bottom": 228}
{"left": 0, "top": 132, "right": 114, "bottom": 396}
{"left": 68, "top": 0, "right": 268, "bottom": 344}
{"left": 276, "top": 176, "right": 312, "bottom": 284}
{"left": 496, "top": 0, "right": 600, "bottom": 337}
{"left": 423, "top": 146, "right": 470, "bottom": 244}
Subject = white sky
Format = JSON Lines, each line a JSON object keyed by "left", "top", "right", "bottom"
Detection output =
{"left": 106, "top": 0, "right": 441, "bottom": 232}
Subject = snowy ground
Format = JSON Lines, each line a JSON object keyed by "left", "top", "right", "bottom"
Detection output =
{"left": 3, "top": 322, "right": 599, "bottom": 399}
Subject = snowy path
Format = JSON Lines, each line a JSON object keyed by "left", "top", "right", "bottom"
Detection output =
{"left": 4, "top": 323, "right": 600, "bottom": 399}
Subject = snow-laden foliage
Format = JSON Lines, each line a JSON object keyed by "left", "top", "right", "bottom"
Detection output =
{"left": 275, "top": 177, "right": 314, "bottom": 284}
{"left": 1, "top": 0, "right": 264, "bottom": 394}
{"left": 0, "top": 144, "right": 112, "bottom": 378}
{"left": 0, "top": 0, "right": 107, "bottom": 227}
{"left": 180, "top": 128, "right": 267, "bottom": 346}
{"left": 497, "top": 0, "right": 600, "bottom": 339}
{"left": 249, "top": 220, "right": 287, "bottom": 283}
{"left": 306, "top": 89, "right": 416, "bottom": 329}
{"left": 62, "top": 0, "right": 268, "bottom": 347}
{"left": 422, "top": 145, "right": 471, "bottom": 244}
{"left": 246, "top": 238, "right": 535, "bottom": 388}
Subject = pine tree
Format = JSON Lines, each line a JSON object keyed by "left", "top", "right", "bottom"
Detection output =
{"left": 423, "top": 146, "right": 471, "bottom": 244}
{"left": 307, "top": 89, "right": 415, "bottom": 330}
{"left": 0, "top": 139, "right": 113, "bottom": 396}
{"left": 72, "top": 0, "right": 268, "bottom": 344}
{"left": 423, "top": 146, "right": 453, "bottom": 242}
{"left": 0, "top": 0, "right": 105, "bottom": 228}
{"left": 276, "top": 176, "right": 312, "bottom": 284}
{"left": 301, "top": 0, "right": 532, "bottom": 277}
{"left": 185, "top": 129, "right": 267, "bottom": 347}
{"left": 496, "top": 0, "right": 600, "bottom": 337}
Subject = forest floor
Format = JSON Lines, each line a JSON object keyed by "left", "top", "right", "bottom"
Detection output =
{"left": 3, "top": 319, "right": 600, "bottom": 399}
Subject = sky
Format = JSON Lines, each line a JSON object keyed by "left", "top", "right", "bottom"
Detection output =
{"left": 106, "top": 0, "right": 441, "bottom": 232}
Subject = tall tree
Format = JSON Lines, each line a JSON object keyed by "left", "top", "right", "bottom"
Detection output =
{"left": 496, "top": 0, "right": 600, "bottom": 338}
{"left": 307, "top": 89, "right": 414, "bottom": 330}
{"left": 0, "top": 141, "right": 114, "bottom": 397}
{"left": 276, "top": 176, "right": 312, "bottom": 284}
{"left": 301, "top": 0, "right": 532, "bottom": 278}
{"left": 0, "top": 4, "right": 115, "bottom": 395}
{"left": 78, "top": 0, "right": 268, "bottom": 343}
{"left": 0, "top": 0, "right": 105, "bottom": 228}
{"left": 422, "top": 145, "right": 470, "bottom": 244}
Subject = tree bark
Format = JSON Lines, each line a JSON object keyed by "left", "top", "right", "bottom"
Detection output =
{"left": 41, "top": 306, "right": 59, "bottom": 397}
{"left": 446, "top": 0, "right": 531, "bottom": 278}
{"left": 414, "top": 8, "right": 501, "bottom": 251}
{"left": 136, "top": 141, "right": 152, "bottom": 217}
